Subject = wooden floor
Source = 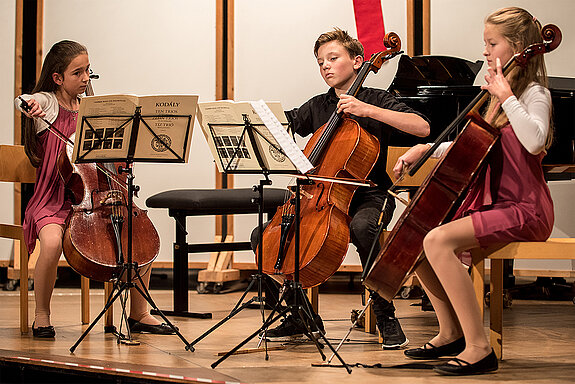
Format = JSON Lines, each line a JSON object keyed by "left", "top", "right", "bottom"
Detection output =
{"left": 1, "top": 283, "right": 575, "bottom": 383}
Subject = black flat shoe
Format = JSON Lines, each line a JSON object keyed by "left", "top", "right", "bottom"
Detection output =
{"left": 32, "top": 322, "right": 55, "bottom": 338}
{"left": 404, "top": 337, "right": 465, "bottom": 359}
{"left": 433, "top": 349, "right": 498, "bottom": 376}
{"left": 127, "top": 318, "right": 177, "bottom": 335}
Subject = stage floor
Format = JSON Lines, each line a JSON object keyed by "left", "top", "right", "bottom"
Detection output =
{"left": 1, "top": 286, "right": 575, "bottom": 383}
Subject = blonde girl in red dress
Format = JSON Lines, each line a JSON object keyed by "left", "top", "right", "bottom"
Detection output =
{"left": 394, "top": 7, "right": 554, "bottom": 375}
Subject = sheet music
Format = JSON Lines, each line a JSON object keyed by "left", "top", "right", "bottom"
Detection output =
{"left": 73, "top": 94, "right": 198, "bottom": 163}
{"left": 197, "top": 100, "right": 298, "bottom": 172}
{"left": 250, "top": 100, "right": 313, "bottom": 174}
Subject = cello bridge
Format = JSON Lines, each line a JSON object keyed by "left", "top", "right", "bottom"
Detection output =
{"left": 101, "top": 190, "right": 123, "bottom": 206}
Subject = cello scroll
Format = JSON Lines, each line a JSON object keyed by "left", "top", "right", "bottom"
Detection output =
{"left": 366, "top": 32, "right": 402, "bottom": 75}
{"left": 515, "top": 24, "right": 562, "bottom": 67}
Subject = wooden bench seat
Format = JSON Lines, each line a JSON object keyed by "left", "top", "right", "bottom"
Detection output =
{"left": 145, "top": 187, "right": 288, "bottom": 315}
{"left": 470, "top": 238, "right": 575, "bottom": 359}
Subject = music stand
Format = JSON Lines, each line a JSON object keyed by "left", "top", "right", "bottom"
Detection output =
{"left": 190, "top": 101, "right": 299, "bottom": 354}
{"left": 195, "top": 101, "right": 350, "bottom": 372}
{"left": 70, "top": 95, "right": 198, "bottom": 352}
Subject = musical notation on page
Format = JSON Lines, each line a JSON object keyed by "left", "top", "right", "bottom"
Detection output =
{"left": 251, "top": 100, "right": 313, "bottom": 174}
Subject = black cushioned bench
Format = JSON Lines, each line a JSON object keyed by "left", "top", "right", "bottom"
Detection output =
{"left": 146, "top": 188, "right": 288, "bottom": 317}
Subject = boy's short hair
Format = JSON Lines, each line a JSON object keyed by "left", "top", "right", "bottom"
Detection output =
{"left": 314, "top": 28, "right": 364, "bottom": 58}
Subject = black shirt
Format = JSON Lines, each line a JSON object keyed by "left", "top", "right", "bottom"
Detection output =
{"left": 285, "top": 86, "right": 429, "bottom": 191}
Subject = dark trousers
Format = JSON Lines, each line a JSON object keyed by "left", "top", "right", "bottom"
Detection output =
{"left": 251, "top": 187, "right": 397, "bottom": 322}
{"left": 348, "top": 187, "right": 396, "bottom": 320}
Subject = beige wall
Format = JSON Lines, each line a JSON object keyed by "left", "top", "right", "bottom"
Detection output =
{"left": 43, "top": 0, "right": 218, "bottom": 264}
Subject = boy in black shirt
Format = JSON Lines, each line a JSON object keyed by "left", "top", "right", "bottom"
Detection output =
{"left": 253, "top": 28, "right": 429, "bottom": 349}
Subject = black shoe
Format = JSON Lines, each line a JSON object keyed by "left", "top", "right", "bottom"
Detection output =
{"left": 404, "top": 337, "right": 465, "bottom": 360}
{"left": 263, "top": 314, "right": 324, "bottom": 342}
{"left": 378, "top": 316, "right": 409, "bottom": 349}
{"left": 350, "top": 309, "right": 365, "bottom": 329}
{"left": 433, "top": 349, "right": 498, "bottom": 376}
{"left": 127, "top": 318, "right": 177, "bottom": 335}
{"left": 32, "top": 322, "right": 55, "bottom": 338}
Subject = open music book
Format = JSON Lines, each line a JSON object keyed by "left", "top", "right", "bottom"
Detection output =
{"left": 73, "top": 94, "right": 198, "bottom": 163}
{"left": 197, "top": 100, "right": 313, "bottom": 174}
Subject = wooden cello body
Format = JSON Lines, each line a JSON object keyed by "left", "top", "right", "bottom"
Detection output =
{"left": 59, "top": 149, "right": 160, "bottom": 282}
{"left": 365, "top": 113, "right": 499, "bottom": 299}
{"left": 364, "top": 24, "right": 562, "bottom": 300}
{"left": 259, "top": 33, "right": 402, "bottom": 289}
{"left": 261, "top": 117, "right": 380, "bottom": 288}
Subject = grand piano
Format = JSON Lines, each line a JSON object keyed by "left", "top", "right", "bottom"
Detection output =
{"left": 387, "top": 55, "right": 575, "bottom": 180}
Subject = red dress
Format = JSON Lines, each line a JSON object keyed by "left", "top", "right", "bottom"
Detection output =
{"left": 454, "top": 123, "right": 554, "bottom": 248}
{"left": 23, "top": 106, "right": 77, "bottom": 253}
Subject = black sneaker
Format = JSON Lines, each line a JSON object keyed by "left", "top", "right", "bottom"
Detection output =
{"left": 263, "top": 314, "right": 324, "bottom": 342}
{"left": 350, "top": 309, "right": 365, "bottom": 329}
{"left": 378, "top": 316, "right": 409, "bottom": 349}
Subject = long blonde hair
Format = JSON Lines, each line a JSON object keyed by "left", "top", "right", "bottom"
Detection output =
{"left": 483, "top": 7, "right": 553, "bottom": 149}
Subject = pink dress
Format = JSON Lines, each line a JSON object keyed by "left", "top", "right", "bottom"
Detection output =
{"left": 454, "top": 123, "right": 554, "bottom": 248}
{"left": 23, "top": 106, "right": 77, "bottom": 253}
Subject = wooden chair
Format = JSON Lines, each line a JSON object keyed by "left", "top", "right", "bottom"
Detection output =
{"left": 0, "top": 144, "right": 92, "bottom": 333}
{"left": 470, "top": 238, "right": 575, "bottom": 359}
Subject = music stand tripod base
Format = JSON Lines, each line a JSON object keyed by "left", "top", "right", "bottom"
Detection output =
{"left": 211, "top": 179, "right": 351, "bottom": 373}
{"left": 187, "top": 178, "right": 276, "bottom": 351}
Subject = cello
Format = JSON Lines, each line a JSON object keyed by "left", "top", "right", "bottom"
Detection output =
{"left": 58, "top": 78, "right": 160, "bottom": 282}
{"left": 259, "top": 32, "right": 402, "bottom": 289}
{"left": 364, "top": 24, "right": 562, "bottom": 300}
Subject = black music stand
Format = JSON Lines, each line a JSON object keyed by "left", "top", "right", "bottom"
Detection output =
{"left": 323, "top": 192, "right": 395, "bottom": 363}
{"left": 70, "top": 101, "right": 196, "bottom": 352}
{"left": 195, "top": 101, "right": 350, "bottom": 371}
{"left": 189, "top": 109, "right": 297, "bottom": 355}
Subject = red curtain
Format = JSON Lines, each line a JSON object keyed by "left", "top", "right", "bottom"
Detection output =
{"left": 352, "top": 0, "right": 386, "bottom": 59}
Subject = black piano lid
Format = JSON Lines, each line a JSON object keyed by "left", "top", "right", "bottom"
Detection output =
{"left": 387, "top": 55, "right": 483, "bottom": 146}
{"left": 388, "top": 55, "right": 483, "bottom": 96}
{"left": 549, "top": 76, "right": 575, "bottom": 91}
{"left": 546, "top": 76, "right": 575, "bottom": 174}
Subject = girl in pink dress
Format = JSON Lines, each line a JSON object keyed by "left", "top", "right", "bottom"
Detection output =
{"left": 393, "top": 7, "right": 554, "bottom": 375}
{"left": 16, "top": 40, "right": 173, "bottom": 338}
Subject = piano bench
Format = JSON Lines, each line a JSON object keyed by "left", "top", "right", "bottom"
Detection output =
{"left": 145, "top": 188, "right": 288, "bottom": 316}
{"left": 470, "top": 238, "right": 575, "bottom": 360}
